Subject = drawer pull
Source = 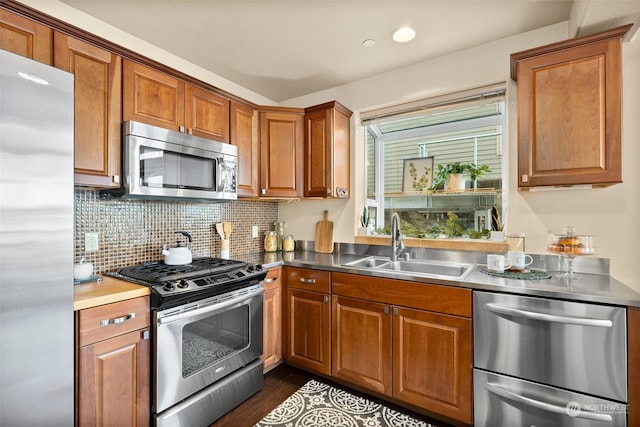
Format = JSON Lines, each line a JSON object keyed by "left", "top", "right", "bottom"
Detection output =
{"left": 101, "top": 312, "right": 136, "bottom": 327}
{"left": 485, "top": 382, "right": 613, "bottom": 422}
{"left": 485, "top": 303, "right": 613, "bottom": 328}
{"left": 299, "top": 278, "right": 316, "bottom": 284}
{"left": 264, "top": 277, "right": 278, "bottom": 283}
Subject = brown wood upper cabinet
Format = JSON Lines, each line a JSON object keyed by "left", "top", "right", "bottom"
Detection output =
{"left": 123, "top": 60, "right": 230, "bottom": 142}
{"left": 0, "top": 9, "right": 52, "bottom": 64}
{"left": 54, "top": 33, "right": 122, "bottom": 188}
{"left": 304, "top": 101, "right": 352, "bottom": 198}
{"left": 511, "top": 25, "right": 631, "bottom": 189}
{"left": 231, "top": 101, "right": 259, "bottom": 197}
{"left": 259, "top": 107, "right": 304, "bottom": 198}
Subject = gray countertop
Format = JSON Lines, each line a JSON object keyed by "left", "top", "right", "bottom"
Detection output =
{"left": 239, "top": 244, "right": 640, "bottom": 308}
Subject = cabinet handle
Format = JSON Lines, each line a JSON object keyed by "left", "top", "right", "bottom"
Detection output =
{"left": 323, "top": 295, "right": 329, "bottom": 303}
{"left": 264, "top": 277, "right": 278, "bottom": 283}
{"left": 179, "top": 125, "right": 185, "bottom": 133}
{"left": 521, "top": 174, "right": 529, "bottom": 183}
{"left": 299, "top": 278, "right": 316, "bottom": 284}
{"left": 142, "top": 330, "right": 150, "bottom": 340}
{"left": 393, "top": 307, "right": 398, "bottom": 316}
{"left": 101, "top": 312, "right": 135, "bottom": 327}
{"left": 187, "top": 128, "right": 193, "bottom": 135}
{"left": 384, "top": 306, "right": 389, "bottom": 315}
{"left": 261, "top": 189, "right": 267, "bottom": 195}
{"left": 112, "top": 175, "right": 120, "bottom": 184}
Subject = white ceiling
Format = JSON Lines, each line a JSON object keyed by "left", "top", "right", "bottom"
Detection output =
{"left": 60, "top": 0, "right": 575, "bottom": 102}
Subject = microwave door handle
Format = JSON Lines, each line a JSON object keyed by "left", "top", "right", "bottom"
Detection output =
{"left": 485, "top": 382, "right": 613, "bottom": 422}
{"left": 216, "top": 159, "right": 224, "bottom": 191}
{"left": 484, "top": 303, "right": 613, "bottom": 328}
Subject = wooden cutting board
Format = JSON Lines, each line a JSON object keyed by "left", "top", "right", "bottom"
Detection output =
{"left": 315, "top": 210, "right": 334, "bottom": 253}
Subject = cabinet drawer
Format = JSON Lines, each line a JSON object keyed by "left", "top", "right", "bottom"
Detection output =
{"left": 285, "top": 267, "right": 330, "bottom": 293}
{"left": 78, "top": 296, "right": 150, "bottom": 347}
{"left": 264, "top": 267, "right": 282, "bottom": 291}
{"left": 332, "top": 272, "right": 471, "bottom": 317}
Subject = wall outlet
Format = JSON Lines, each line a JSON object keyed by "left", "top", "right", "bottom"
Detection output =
{"left": 85, "top": 232, "right": 99, "bottom": 252}
{"left": 252, "top": 226, "right": 259, "bottom": 238}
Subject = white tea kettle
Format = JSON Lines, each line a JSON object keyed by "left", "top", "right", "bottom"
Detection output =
{"left": 162, "top": 231, "right": 193, "bottom": 265}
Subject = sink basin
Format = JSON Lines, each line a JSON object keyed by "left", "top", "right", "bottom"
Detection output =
{"left": 344, "top": 257, "right": 390, "bottom": 268}
{"left": 378, "top": 260, "right": 471, "bottom": 278}
{"left": 343, "top": 256, "right": 474, "bottom": 279}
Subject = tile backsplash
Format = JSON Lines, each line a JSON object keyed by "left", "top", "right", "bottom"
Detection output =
{"left": 75, "top": 189, "right": 278, "bottom": 274}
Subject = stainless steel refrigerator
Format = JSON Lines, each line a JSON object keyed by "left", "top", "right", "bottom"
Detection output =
{"left": 0, "top": 49, "right": 75, "bottom": 425}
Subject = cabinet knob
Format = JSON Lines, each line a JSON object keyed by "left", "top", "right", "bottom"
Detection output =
{"left": 179, "top": 125, "right": 185, "bottom": 133}
{"left": 112, "top": 175, "right": 120, "bottom": 184}
{"left": 384, "top": 306, "right": 389, "bottom": 315}
{"left": 393, "top": 307, "right": 399, "bottom": 316}
{"left": 261, "top": 189, "right": 266, "bottom": 195}
{"left": 521, "top": 174, "right": 529, "bottom": 183}
{"left": 323, "top": 295, "right": 329, "bottom": 304}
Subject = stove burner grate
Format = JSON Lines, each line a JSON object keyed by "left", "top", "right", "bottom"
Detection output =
{"left": 117, "top": 258, "right": 245, "bottom": 283}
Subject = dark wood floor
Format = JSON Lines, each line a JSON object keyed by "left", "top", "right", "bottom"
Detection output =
{"left": 211, "top": 363, "right": 450, "bottom": 427}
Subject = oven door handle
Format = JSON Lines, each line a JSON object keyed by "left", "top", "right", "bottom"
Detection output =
{"left": 158, "top": 286, "right": 264, "bottom": 325}
{"left": 485, "top": 382, "right": 613, "bottom": 422}
{"left": 485, "top": 303, "right": 613, "bottom": 328}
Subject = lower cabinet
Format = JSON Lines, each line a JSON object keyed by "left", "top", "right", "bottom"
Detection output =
{"left": 331, "top": 272, "right": 473, "bottom": 425}
{"left": 77, "top": 296, "right": 150, "bottom": 427}
{"left": 284, "top": 267, "right": 331, "bottom": 375}
{"left": 263, "top": 266, "right": 283, "bottom": 372}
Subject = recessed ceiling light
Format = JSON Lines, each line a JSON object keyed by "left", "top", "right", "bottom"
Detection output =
{"left": 392, "top": 27, "right": 416, "bottom": 43}
{"left": 362, "top": 39, "right": 376, "bottom": 48}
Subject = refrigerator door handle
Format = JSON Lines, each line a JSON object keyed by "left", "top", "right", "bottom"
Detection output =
{"left": 485, "top": 382, "right": 613, "bottom": 422}
{"left": 485, "top": 303, "right": 613, "bottom": 327}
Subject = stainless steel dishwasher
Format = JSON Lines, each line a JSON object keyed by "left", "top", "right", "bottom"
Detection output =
{"left": 474, "top": 291, "right": 628, "bottom": 426}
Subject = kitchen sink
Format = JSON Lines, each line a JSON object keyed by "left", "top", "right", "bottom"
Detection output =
{"left": 343, "top": 256, "right": 474, "bottom": 279}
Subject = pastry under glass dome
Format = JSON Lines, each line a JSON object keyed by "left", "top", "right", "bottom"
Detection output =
{"left": 547, "top": 226, "right": 594, "bottom": 279}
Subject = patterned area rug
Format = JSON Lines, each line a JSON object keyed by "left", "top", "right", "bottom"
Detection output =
{"left": 255, "top": 379, "right": 437, "bottom": 427}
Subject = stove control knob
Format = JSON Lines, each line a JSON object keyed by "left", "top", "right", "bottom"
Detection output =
{"left": 163, "top": 283, "right": 175, "bottom": 292}
{"left": 246, "top": 265, "right": 255, "bottom": 273}
{"left": 255, "top": 264, "right": 263, "bottom": 271}
{"left": 178, "top": 279, "right": 189, "bottom": 289}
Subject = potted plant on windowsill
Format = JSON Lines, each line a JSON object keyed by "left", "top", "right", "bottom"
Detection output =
{"left": 358, "top": 206, "right": 370, "bottom": 236}
{"left": 429, "top": 162, "right": 491, "bottom": 191}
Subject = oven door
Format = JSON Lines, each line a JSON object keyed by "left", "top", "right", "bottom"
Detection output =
{"left": 154, "top": 285, "right": 263, "bottom": 414}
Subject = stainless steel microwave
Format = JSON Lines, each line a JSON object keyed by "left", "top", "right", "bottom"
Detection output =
{"left": 104, "top": 121, "right": 237, "bottom": 201}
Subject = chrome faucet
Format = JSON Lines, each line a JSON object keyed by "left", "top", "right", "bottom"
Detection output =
{"left": 390, "top": 213, "right": 406, "bottom": 262}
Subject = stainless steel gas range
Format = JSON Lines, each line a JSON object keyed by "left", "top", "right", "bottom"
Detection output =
{"left": 110, "top": 257, "right": 267, "bottom": 427}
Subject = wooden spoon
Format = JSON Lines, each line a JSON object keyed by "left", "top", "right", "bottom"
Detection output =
{"left": 223, "top": 222, "right": 234, "bottom": 238}
{"left": 216, "top": 223, "right": 225, "bottom": 239}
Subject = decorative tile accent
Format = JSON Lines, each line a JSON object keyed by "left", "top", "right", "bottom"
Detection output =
{"left": 75, "top": 189, "right": 278, "bottom": 274}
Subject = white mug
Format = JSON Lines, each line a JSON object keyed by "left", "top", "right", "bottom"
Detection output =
{"left": 487, "top": 254, "right": 512, "bottom": 273}
{"left": 507, "top": 251, "right": 533, "bottom": 270}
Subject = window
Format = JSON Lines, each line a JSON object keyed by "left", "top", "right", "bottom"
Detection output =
{"left": 363, "top": 85, "right": 506, "bottom": 238}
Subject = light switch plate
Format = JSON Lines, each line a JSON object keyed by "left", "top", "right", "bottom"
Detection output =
{"left": 252, "top": 226, "right": 259, "bottom": 238}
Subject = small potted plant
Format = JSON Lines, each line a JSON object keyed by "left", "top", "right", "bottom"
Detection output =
{"left": 490, "top": 205, "right": 505, "bottom": 242}
{"left": 358, "top": 206, "right": 370, "bottom": 236}
{"left": 429, "top": 162, "right": 491, "bottom": 191}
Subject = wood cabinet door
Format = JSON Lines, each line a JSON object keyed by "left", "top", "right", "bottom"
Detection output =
{"left": 231, "top": 102, "right": 259, "bottom": 197}
{"left": 0, "top": 10, "right": 52, "bottom": 64}
{"left": 303, "top": 102, "right": 352, "bottom": 198}
{"left": 78, "top": 328, "right": 150, "bottom": 427}
{"left": 285, "top": 288, "right": 331, "bottom": 375}
{"left": 259, "top": 109, "right": 303, "bottom": 198}
{"left": 123, "top": 60, "right": 185, "bottom": 131}
{"left": 185, "top": 83, "right": 230, "bottom": 142}
{"left": 332, "top": 295, "right": 392, "bottom": 395}
{"left": 392, "top": 306, "right": 472, "bottom": 424}
{"left": 54, "top": 33, "right": 122, "bottom": 188}
{"left": 514, "top": 27, "right": 627, "bottom": 188}
{"left": 263, "top": 267, "right": 282, "bottom": 372}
